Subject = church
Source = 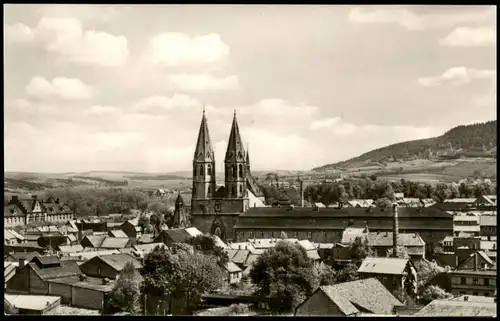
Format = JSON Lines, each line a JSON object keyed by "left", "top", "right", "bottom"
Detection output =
{"left": 186, "top": 109, "right": 265, "bottom": 241}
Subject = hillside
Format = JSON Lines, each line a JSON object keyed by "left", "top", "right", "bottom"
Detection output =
{"left": 313, "top": 120, "right": 497, "bottom": 172}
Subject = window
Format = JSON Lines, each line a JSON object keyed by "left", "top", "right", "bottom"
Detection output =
{"left": 307, "top": 232, "right": 312, "bottom": 239}
{"left": 461, "top": 277, "right": 466, "bottom": 285}
{"left": 200, "top": 165, "right": 204, "bottom": 176}
{"left": 232, "top": 186, "right": 236, "bottom": 197}
{"left": 239, "top": 164, "right": 243, "bottom": 178}
{"left": 473, "top": 278, "right": 478, "bottom": 285}
{"left": 232, "top": 165, "right": 237, "bottom": 178}
{"left": 473, "top": 292, "right": 478, "bottom": 296}
{"left": 249, "top": 231, "right": 254, "bottom": 238}
{"left": 207, "top": 164, "right": 212, "bottom": 176}
{"left": 484, "top": 279, "right": 489, "bottom": 286}
{"left": 485, "top": 292, "right": 490, "bottom": 297}
{"left": 239, "top": 185, "right": 242, "bottom": 194}
{"left": 97, "top": 267, "right": 102, "bottom": 276}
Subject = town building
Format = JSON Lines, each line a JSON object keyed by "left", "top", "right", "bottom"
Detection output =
{"left": 4, "top": 196, "right": 74, "bottom": 227}
{"left": 357, "top": 257, "right": 418, "bottom": 296}
{"left": 78, "top": 254, "right": 142, "bottom": 279}
{"left": 120, "top": 218, "right": 142, "bottom": 238}
{"left": 473, "top": 195, "right": 497, "bottom": 211}
{"left": 4, "top": 229, "right": 26, "bottom": 245}
{"left": 453, "top": 213, "right": 480, "bottom": 237}
{"left": 414, "top": 296, "right": 496, "bottom": 316}
{"left": 479, "top": 215, "right": 496, "bottom": 240}
{"left": 295, "top": 278, "right": 404, "bottom": 316}
{"left": 4, "top": 293, "right": 61, "bottom": 315}
{"left": 223, "top": 261, "right": 243, "bottom": 285}
{"left": 367, "top": 232, "right": 426, "bottom": 260}
{"left": 449, "top": 252, "right": 497, "bottom": 297}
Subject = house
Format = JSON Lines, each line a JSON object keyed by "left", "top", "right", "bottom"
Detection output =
{"left": 4, "top": 293, "right": 61, "bottom": 315}
{"left": 80, "top": 235, "right": 107, "bottom": 248}
{"left": 78, "top": 254, "right": 142, "bottom": 279}
{"left": 133, "top": 243, "right": 168, "bottom": 259}
{"left": 4, "top": 229, "right": 26, "bottom": 245}
{"left": 108, "top": 230, "right": 128, "bottom": 238}
{"left": 137, "top": 233, "right": 155, "bottom": 244}
{"left": 223, "top": 261, "right": 243, "bottom": 285}
{"left": 36, "top": 232, "right": 70, "bottom": 249}
{"left": 4, "top": 195, "right": 73, "bottom": 227}
{"left": 473, "top": 195, "right": 497, "bottom": 210}
{"left": 295, "top": 278, "right": 404, "bottom": 316}
{"left": 367, "top": 232, "right": 426, "bottom": 259}
{"left": 46, "top": 274, "right": 115, "bottom": 311}
{"left": 437, "top": 198, "right": 477, "bottom": 212}
{"left": 413, "top": 297, "right": 496, "bottom": 316}
{"left": 453, "top": 214, "right": 480, "bottom": 237}
{"left": 6, "top": 256, "right": 82, "bottom": 295}
{"left": 479, "top": 215, "right": 496, "bottom": 239}
{"left": 449, "top": 257, "right": 496, "bottom": 297}
{"left": 440, "top": 236, "right": 454, "bottom": 253}
{"left": 357, "top": 257, "right": 418, "bottom": 296}
{"left": 296, "top": 239, "right": 321, "bottom": 262}
{"left": 154, "top": 228, "right": 197, "bottom": 247}
{"left": 81, "top": 235, "right": 134, "bottom": 250}
{"left": 341, "top": 227, "right": 368, "bottom": 245}
{"left": 4, "top": 242, "right": 46, "bottom": 255}
{"left": 67, "top": 249, "right": 121, "bottom": 262}
{"left": 5, "top": 262, "right": 19, "bottom": 287}
{"left": 56, "top": 244, "right": 84, "bottom": 254}
{"left": 5, "top": 251, "right": 41, "bottom": 263}
{"left": 120, "top": 218, "right": 141, "bottom": 238}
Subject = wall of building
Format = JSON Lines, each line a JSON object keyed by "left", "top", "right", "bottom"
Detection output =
{"left": 4, "top": 216, "right": 26, "bottom": 228}
{"left": 72, "top": 287, "right": 106, "bottom": 310}
{"left": 235, "top": 229, "right": 344, "bottom": 243}
{"left": 48, "top": 282, "right": 72, "bottom": 304}
{"left": 29, "top": 268, "right": 49, "bottom": 295}
{"left": 79, "top": 259, "right": 119, "bottom": 279}
{"left": 191, "top": 213, "right": 240, "bottom": 241}
{"left": 450, "top": 274, "right": 496, "bottom": 297}
{"left": 295, "top": 290, "right": 343, "bottom": 316}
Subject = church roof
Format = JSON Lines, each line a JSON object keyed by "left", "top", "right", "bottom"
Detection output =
{"left": 194, "top": 110, "right": 215, "bottom": 162}
{"left": 175, "top": 193, "right": 184, "bottom": 205}
{"left": 225, "top": 111, "right": 246, "bottom": 162}
{"left": 246, "top": 172, "right": 264, "bottom": 197}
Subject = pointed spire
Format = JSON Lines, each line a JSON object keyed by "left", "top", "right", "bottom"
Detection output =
{"left": 194, "top": 110, "right": 215, "bottom": 162}
{"left": 175, "top": 193, "right": 184, "bottom": 205}
{"left": 225, "top": 110, "right": 245, "bottom": 161}
{"left": 246, "top": 143, "right": 250, "bottom": 164}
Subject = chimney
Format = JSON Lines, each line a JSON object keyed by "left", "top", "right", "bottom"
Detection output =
{"left": 300, "top": 180, "right": 304, "bottom": 207}
{"left": 455, "top": 255, "right": 459, "bottom": 268}
{"left": 79, "top": 274, "right": 87, "bottom": 281}
{"left": 102, "top": 277, "right": 109, "bottom": 285}
{"left": 339, "top": 201, "right": 344, "bottom": 209}
{"left": 11, "top": 195, "right": 18, "bottom": 202}
{"left": 464, "top": 296, "right": 469, "bottom": 302}
{"left": 18, "top": 259, "right": 25, "bottom": 270}
{"left": 392, "top": 203, "right": 399, "bottom": 258}
{"left": 364, "top": 221, "right": 369, "bottom": 233}
{"left": 474, "top": 253, "right": 478, "bottom": 271}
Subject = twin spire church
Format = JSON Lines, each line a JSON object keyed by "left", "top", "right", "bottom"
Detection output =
{"left": 189, "top": 109, "right": 265, "bottom": 241}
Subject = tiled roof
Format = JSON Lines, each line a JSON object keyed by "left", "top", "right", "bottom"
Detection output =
{"left": 443, "top": 198, "right": 477, "bottom": 204}
{"left": 4, "top": 204, "right": 25, "bottom": 217}
{"left": 246, "top": 172, "right": 264, "bottom": 197}
{"left": 6, "top": 251, "right": 40, "bottom": 262}
{"left": 231, "top": 250, "right": 250, "bottom": 265}
{"left": 29, "top": 260, "right": 81, "bottom": 280}
{"left": 47, "top": 275, "right": 115, "bottom": 292}
{"left": 160, "top": 229, "right": 193, "bottom": 243}
{"left": 99, "top": 237, "right": 131, "bottom": 249}
{"left": 480, "top": 215, "right": 496, "bottom": 227}
{"left": 225, "top": 261, "right": 242, "bottom": 273}
{"left": 414, "top": 300, "right": 496, "bottom": 316}
{"left": 296, "top": 240, "right": 316, "bottom": 251}
{"left": 33, "top": 255, "right": 61, "bottom": 266}
{"left": 137, "top": 234, "right": 155, "bottom": 244}
{"left": 315, "top": 278, "right": 403, "bottom": 315}
{"left": 97, "top": 253, "right": 142, "bottom": 271}
{"left": 82, "top": 235, "right": 107, "bottom": 247}
{"left": 358, "top": 257, "right": 410, "bottom": 275}
{"left": 225, "top": 249, "right": 238, "bottom": 260}
{"left": 134, "top": 243, "right": 167, "bottom": 254}
{"left": 244, "top": 253, "right": 260, "bottom": 267}
{"left": 4, "top": 262, "right": 18, "bottom": 283}
{"left": 367, "top": 232, "right": 426, "bottom": 247}
{"left": 57, "top": 245, "right": 84, "bottom": 253}
{"left": 306, "top": 250, "right": 321, "bottom": 261}
{"left": 109, "top": 230, "right": 128, "bottom": 238}
{"left": 68, "top": 249, "right": 121, "bottom": 261}
{"left": 67, "top": 234, "right": 77, "bottom": 243}
{"left": 341, "top": 227, "right": 367, "bottom": 244}
{"left": 185, "top": 227, "right": 203, "bottom": 237}
{"left": 5, "top": 294, "right": 61, "bottom": 311}
{"left": 58, "top": 225, "right": 78, "bottom": 234}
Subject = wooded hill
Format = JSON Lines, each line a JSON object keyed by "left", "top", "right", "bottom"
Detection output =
{"left": 314, "top": 120, "right": 497, "bottom": 171}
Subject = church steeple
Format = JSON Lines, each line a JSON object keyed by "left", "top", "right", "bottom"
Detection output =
{"left": 192, "top": 108, "right": 216, "bottom": 200}
{"left": 246, "top": 144, "right": 251, "bottom": 172}
{"left": 224, "top": 110, "right": 247, "bottom": 199}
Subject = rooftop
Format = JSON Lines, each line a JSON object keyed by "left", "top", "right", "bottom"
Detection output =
{"left": 367, "top": 232, "right": 425, "bottom": 247}
{"left": 47, "top": 275, "right": 115, "bottom": 292}
{"left": 5, "top": 294, "right": 61, "bottom": 311}
{"left": 108, "top": 230, "right": 128, "bottom": 238}
{"left": 414, "top": 299, "right": 496, "bottom": 316}
{"left": 96, "top": 253, "right": 142, "bottom": 271}
{"left": 358, "top": 257, "right": 410, "bottom": 275}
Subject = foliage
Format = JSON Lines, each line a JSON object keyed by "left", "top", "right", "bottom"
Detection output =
{"left": 280, "top": 231, "right": 288, "bottom": 239}
{"left": 142, "top": 245, "right": 225, "bottom": 315}
{"left": 108, "top": 262, "right": 142, "bottom": 314}
{"left": 349, "top": 236, "right": 373, "bottom": 264}
{"left": 228, "top": 303, "right": 250, "bottom": 315}
{"left": 249, "top": 241, "right": 318, "bottom": 314}
{"left": 414, "top": 259, "right": 445, "bottom": 288}
{"left": 191, "top": 234, "right": 229, "bottom": 266}
{"left": 386, "top": 245, "right": 410, "bottom": 259}
{"left": 335, "top": 263, "right": 360, "bottom": 283}
{"left": 138, "top": 215, "right": 149, "bottom": 233}
{"left": 314, "top": 262, "right": 337, "bottom": 286}
{"left": 149, "top": 213, "right": 165, "bottom": 236}
{"left": 420, "top": 285, "right": 452, "bottom": 305}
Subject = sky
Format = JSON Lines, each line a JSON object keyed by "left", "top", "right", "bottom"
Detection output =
{"left": 4, "top": 5, "right": 497, "bottom": 173}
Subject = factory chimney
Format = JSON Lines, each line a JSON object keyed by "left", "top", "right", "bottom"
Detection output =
{"left": 300, "top": 180, "right": 304, "bottom": 207}
{"left": 392, "top": 203, "right": 399, "bottom": 257}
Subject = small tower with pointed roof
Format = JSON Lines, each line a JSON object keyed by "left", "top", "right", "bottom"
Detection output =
{"left": 192, "top": 107, "right": 217, "bottom": 201}
{"left": 173, "top": 193, "right": 186, "bottom": 227}
{"left": 224, "top": 110, "right": 247, "bottom": 199}
{"left": 246, "top": 144, "right": 251, "bottom": 173}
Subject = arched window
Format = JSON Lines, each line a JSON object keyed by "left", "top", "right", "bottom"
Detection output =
{"left": 232, "top": 186, "right": 236, "bottom": 197}
{"left": 207, "top": 164, "right": 212, "bottom": 176}
{"left": 200, "top": 164, "right": 204, "bottom": 176}
{"left": 239, "top": 164, "right": 243, "bottom": 178}
{"left": 232, "top": 165, "right": 237, "bottom": 178}
{"left": 239, "top": 184, "right": 242, "bottom": 194}
{"left": 208, "top": 186, "right": 211, "bottom": 195}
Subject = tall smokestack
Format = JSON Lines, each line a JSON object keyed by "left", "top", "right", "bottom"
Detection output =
{"left": 392, "top": 203, "right": 399, "bottom": 257}
{"left": 300, "top": 180, "right": 304, "bottom": 207}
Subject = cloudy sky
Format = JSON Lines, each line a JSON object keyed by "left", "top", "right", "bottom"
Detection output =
{"left": 4, "top": 5, "right": 496, "bottom": 173}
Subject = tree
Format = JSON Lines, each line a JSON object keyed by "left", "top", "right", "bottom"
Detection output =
{"left": 421, "top": 285, "right": 452, "bottom": 304}
{"left": 386, "top": 245, "right": 410, "bottom": 259}
{"left": 314, "top": 262, "right": 337, "bottom": 286}
{"left": 335, "top": 263, "right": 359, "bottom": 283}
{"left": 138, "top": 215, "right": 150, "bottom": 233}
{"left": 150, "top": 213, "right": 165, "bottom": 237}
{"left": 108, "top": 262, "right": 143, "bottom": 314}
{"left": 349, "top": 236, "right": 373, "bottom": 264}
{"left": 280, "top": 231, "right": 288, "bottom": 239}
{"left": 414, "top": 259, "right": 445, "bottom": 288}
{"left": 191, "top": 234, "right": 229, "bottom": 266}
{"left": 249, "top": 241, "right": 318, "bottom": 314}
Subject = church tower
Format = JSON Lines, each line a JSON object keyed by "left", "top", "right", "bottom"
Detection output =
{"left": 192, "top": 109, "right": 217, "bottom": 201}
{"left": 246, "top": 145, "right": 251, "bottom": 172}
{"left": 224, "top": 111, "right": 247, "bottom": 199}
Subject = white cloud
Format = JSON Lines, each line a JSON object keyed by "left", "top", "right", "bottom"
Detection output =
{"left": 148, "top": 32, "right": 230, "bottom": 66}
{"left": 36, "top": 4, "right": 121, "bottom": 23}
{"left": 83, "top": 105, "right": 122, "bottom": 116}
{"left": 6, "top": 17, "right": 129, "bottom": 66}
{"left": 348, "top": 6, "right": 493, "bottom": 31}
{"left": 25, "top": 76, "right": 96, "bottom": 100}
{"left": 165, "top": 74, "right": 239, "bottom": 91}
{"left": 4, "top": 23, "right": 35, "bottom": 43}
{"left": 440, "top": 27, "right": 496, "bottom": 47}
{"left": 135, "top": 94, "right": 199, "bottom": 115}
{"left": 418, "top": 67, "right": 495, "bottom": 87}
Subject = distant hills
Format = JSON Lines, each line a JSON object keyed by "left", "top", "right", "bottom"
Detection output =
{"left": 313, "top": 120, "right": 497, "bottom": 172}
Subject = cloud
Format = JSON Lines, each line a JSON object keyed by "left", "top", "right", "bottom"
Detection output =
{"left": 135, "top": 94, "right": 199, "bottom": 115}
{"left": 348, "top": 6, "right": 493, "bottom": 30}
{"left": 148, "top": 32, "right": 230, "bottom": 66}
{"left": 165, "top": 74, "right": 239, "bottom": 91}
{"left": 418, "top": 67, "right": 495, "bottom": 87}
{"left": 25, "top": 76, "right": 96, "bottom": 100}
{"left": 440, "top": 27, "right": 496, "bottom": 47}
{"left": 83, "top": 105, "right": 122, "bottom": 116}
{"left": 6, "top": 17, "right": 129, "bottom": 66}
{"left": 4, "top": 23, "right": 35, "bottom": 43}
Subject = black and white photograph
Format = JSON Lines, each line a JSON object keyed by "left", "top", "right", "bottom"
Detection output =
{"left": 3, "top": 4, "right": 497, "bottom": 316}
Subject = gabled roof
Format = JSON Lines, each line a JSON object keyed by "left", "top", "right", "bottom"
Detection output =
{"left": 231, "top": 250, "right": 250, "bottom": 265}
{"left": 414, "top": 299, "right": 496, "bottom": 316}
{"left": 341, "top": 227, "right": 367, "bottom": 244}
{"left": 306, "top": 250, "right": 321, "bottom": 261}
{"left": 68, "top": 249, "right": 121, "bottom": 261}
{"left": 244, "top": 253, "right": 261, "bottom": 267}
{"left": 296, "top": 239, "right": 316, "bottom": 251}
{"left": 33, "top": 255, "right": 61, "bottom": 266}
{"left": 367, "top": 232, "right": 425, "bottom": 247}
{"left": 5, "top": 229, "right": 25, "bottom": 241}
{"left": 134, "top": 242, "right": 168, "bottom": 254}
{"left": 224, "top": 261, "right": 242, "bottom": 273}
{"left": 99, "top": 237, "right": 132, "bottom": 249}
{"left": 109, "top": 230, "right": 128, "bottom": 238}
{"left": 158, "top": 228, "right": 193, "bottom": 243}
{"left": 57, "top": 244, "right": 84, "bottom": 254}
{"left": 5, "top": 294, "right": 61, "bottom": 311}
{"left": 358, "top": 257, "right": 410, "bottom": 275}
{"left": 306, "top": 278, "right": 403, "bottom": 315}
{"left": 6, "top": 251, "right": 40, "bottom": 262}
{"left": 28, "top": 260, "right": 81, "bottom": 280}
{"left": 137, "top": 233, "right": 155, "bottom": 244}
{"left": 185, "top": 227, "right": 203, "bottom": 237}
{"left": 246, "top": 172, "right": 264, "bottom": 197}
{"left": 95, "top": 254, "right": 142, "bottom": 271}
{"left": 456, "top": 251, "right": 494, "bottom": 270}
{"left": 82, "top": 235, "right": 107, "bottom": 247}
